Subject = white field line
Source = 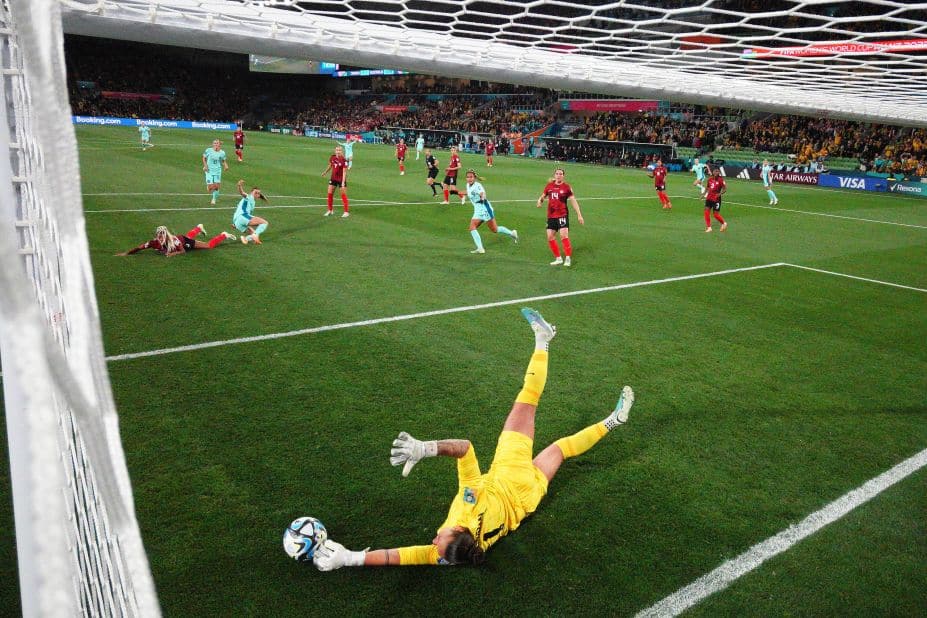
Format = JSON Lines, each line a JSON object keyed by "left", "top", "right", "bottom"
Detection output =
{"left": 81, "top": 195, "right": 655, "bottom": 214}
{"left": 82, "top": 190, "right": 926, "bottom": 229}
{"left": 104, "top": 262, "right": 785, "bottom": 362}
{"left": 783, "top": 263, "right": 927, "bottom": 293}
{"left": 636, "top": 446, "right": 927, "bottom": 618}
{"left": 674, "top": 195, "right": 927, "bottom": 229}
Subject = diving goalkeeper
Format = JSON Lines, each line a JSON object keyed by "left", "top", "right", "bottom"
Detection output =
{"left": 313, "top": 308, "right": 635, "bottom": 570}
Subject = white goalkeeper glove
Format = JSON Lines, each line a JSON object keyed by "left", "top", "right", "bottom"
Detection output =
{"left": 389, "top": 431, "right": 438, "bottom": 477}
{"left": 313, "top": 539, "right": 366, "bottom": 572}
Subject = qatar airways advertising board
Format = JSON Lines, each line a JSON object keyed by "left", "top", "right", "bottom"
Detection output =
{"left": 560, "top": 100, "right": 659, "bottom": 112}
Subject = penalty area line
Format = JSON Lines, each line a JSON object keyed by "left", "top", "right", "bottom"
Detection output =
{"left": 783, "top": 263, "right": 927, "bottom": 293}
{"left": 105, "top": 262, "right": 785, "bottom": 362}
{"left": 636, "top": 446, "right": 927, "bottom": 618}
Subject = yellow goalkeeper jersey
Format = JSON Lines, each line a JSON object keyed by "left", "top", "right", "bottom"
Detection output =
{"left": 397, "top": 440, "right": 546, "bottom": 565}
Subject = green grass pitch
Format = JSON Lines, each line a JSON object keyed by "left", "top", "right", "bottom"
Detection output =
{"left": 1, "top": 125, "right": 925, "bottom": 616}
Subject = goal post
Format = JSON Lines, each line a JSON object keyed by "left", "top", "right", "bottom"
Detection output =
{"left": 0, "top": 0, "right": 160, "bottom": 615}
{"left": 60, "top": 0, "right": 927, "bottom": 127}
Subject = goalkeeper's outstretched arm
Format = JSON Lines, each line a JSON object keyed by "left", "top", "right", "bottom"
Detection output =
{"left": 389, "top": 432, "right": 470, "bottom": 477}
{"left": 314, "top": 543, "right": 441, "bottom": 570}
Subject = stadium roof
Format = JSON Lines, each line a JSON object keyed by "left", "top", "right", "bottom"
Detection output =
{"left": 62, "top": 0, "right": 927, "bottom": 126}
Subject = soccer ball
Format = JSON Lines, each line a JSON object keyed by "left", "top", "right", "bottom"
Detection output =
{"left": 282, "top": 516, "right": 327, "bottom": 563}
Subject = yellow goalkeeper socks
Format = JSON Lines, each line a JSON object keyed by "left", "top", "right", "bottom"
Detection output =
{"left": 554, "top": 422, "right": 607, "bottom": 459}
{"left": 515, "top": 351, "right": 548, "bottom": 406}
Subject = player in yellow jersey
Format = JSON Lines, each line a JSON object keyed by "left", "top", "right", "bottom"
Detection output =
{"left": 313, "top": 308, "right": 635, "bottom": 570}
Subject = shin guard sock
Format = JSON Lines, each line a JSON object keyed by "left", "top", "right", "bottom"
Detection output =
{"left": 515, "top": 351, "right": 548, "bottom": 406}
{"left": 554, "top": 423, "right": 607, "bottom": 459}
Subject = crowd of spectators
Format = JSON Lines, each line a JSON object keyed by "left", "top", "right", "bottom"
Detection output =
{"left": 723, "top": 115, "right": 927, "bottom": 177}
{"left": 66, "top": 35, "right": 927, "bottom": 178}
{"left": 570, "top": 111, "right": 735, "bottom": 150}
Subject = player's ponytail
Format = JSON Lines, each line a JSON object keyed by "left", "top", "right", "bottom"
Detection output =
{"left": 445, "top": 529, "right": 487, "bottom": 566}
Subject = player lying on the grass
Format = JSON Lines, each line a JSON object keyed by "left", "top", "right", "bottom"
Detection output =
{"left": 312, "top": 308, "right": 635, "bottom": 570}
{"left": 464, "top": 169, "right": 518, "bottom": 254}
{"left": 234, "top": 179, "right": 270, "bottom": 245}
{"left": 116, "top": 224, "right": 235, "bottom": 257}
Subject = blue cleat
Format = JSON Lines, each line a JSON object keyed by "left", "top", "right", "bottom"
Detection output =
{"left": 520, "top": 308, "right": 556, "bottom": 342}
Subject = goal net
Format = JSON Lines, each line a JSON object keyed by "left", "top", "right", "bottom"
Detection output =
{"left": 60, "top": 0, "right": 927, "bottom": 127}
{"left": 0, "top": 0, "right": 159, "bottom": 616}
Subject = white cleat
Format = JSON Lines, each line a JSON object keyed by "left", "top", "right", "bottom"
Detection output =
{"left": 241, "top": 234, "right": 249, "bottom": 245}
{"left": 341, "top": 212, "right": 350, "bottom": 218}
{"left": 773, "top": 199, "right": 779, "bottom": 205}
{"left": 224, "top": 232, "right": 237, "bottom": 241}
{"left": 400, "top": 171, "right": 405, "bottom": 175}
{"left": 470, "top": 248, "right": 485, "bottom": 254}
{"left": 520, "top": 307, "right": 556, "bottom": 342}
{"left": 550, "top": 256, "right": 564, "bottom": 266}
{"left": 323, "top": 210, "right": 333, "bottom": 216}
{"left": 197, "top": 223, "right": 207, "bottom": 236}
{"left": 564, "top": 256, "right": 572, "bottom": 267}
{"left": 511, "top": 229, "right": 519, "bottom": 244}
{"left": 440, "top": 200, "right": 449, "bottom": 204}
{"left": 210, "top": 200, "right": 216, "bottom": 205}
{"left": 705, "top": 227, "right": 712, "bottom": 233}
{"left": 720, "top": 222, "right": 727, "bottom": 232}
{"left": 606, "top": 386, "right": 635, "bottom": 427}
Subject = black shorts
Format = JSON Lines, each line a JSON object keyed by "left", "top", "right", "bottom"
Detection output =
{"left": 443, "top": 175, "right": 457, "bottom": 186}
{"left": 235, "top": 144, "right": 244, "bottom": 150}
{"left": 705, "top": 199, "right": 721, "bottom": 211}
{"left": 329, "top": 179, "right": 346, "bottom": 187}
{"left": 655, "top": 184, "right": 666, "bottom": 192}
{"left": 547, "top": 216, "right": 570, "bottom": 231}
{"left": 397, "top": 155, "right": 405, "bottom": 162}
{"left": 180, "top": 235, "right": 197, "bottom": 251}
{"left": 427, "top": 169, "right": 439, "bottom": 179}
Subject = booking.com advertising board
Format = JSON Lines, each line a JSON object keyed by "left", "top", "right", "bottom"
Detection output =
{"left": 72, "top": 116, "right": 237, "bottom": 130}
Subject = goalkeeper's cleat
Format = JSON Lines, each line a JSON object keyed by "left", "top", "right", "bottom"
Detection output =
{"left": 470, "top": 248, "right": 485, "bottom": 254}
{"left": 564, "top": 256, "right": 571, "bottom": 267}
{"left": 520, "top": 307, "right": 556, "bottom": 342}
{"left": 605, "top": 386, "right": 635, "bottom": 429}
{"left": 550, "top": 256, "right": 564, "bottom": 266}
{"left": 511, "top": 229, "right": 519, "bottom": 244}
{"left": 196, "top": 223, "right": 207, "bottom": 236}
{"left": 241, "top": 234, "right": 249, "bottom": 245}
{"left": 224, "top": 232, "right": 237, "bottom": 241}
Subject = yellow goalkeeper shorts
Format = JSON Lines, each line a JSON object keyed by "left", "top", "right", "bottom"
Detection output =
{"left": 487, "top": 431, "right": 549, "bottom": 516}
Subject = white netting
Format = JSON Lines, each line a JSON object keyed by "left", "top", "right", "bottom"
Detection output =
{"left": 0, "top": 0, "right": 160, "bottom": 615}
{"left": 60, "top": 0, "right": 927, "bottom": 126}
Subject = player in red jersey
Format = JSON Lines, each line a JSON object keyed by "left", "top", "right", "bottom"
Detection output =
{"left": 537, "top": 169, "right": 585, "bottom": 267}
{"left": 648, "top": 159, "right": 672, "bottom": 210}
{"left": 321, "top": 145, "right": 350, "bottom": 218}
{"left": 233, "top": 124, "right": 245, "bottom": 162}
{"left": 441, "top": 146, "right": 463, "bottom": 204}
{"left": 396, "top": 138, "right": 408, "bottom": 175}
{"left": 116, "top": 224, "right": 235, "bottom": 256}
{"left": 485, "top": 140, "right": 495, "bottom": 167}
{"left": 703, "top": 167, "right": 727, "bottom": 232}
